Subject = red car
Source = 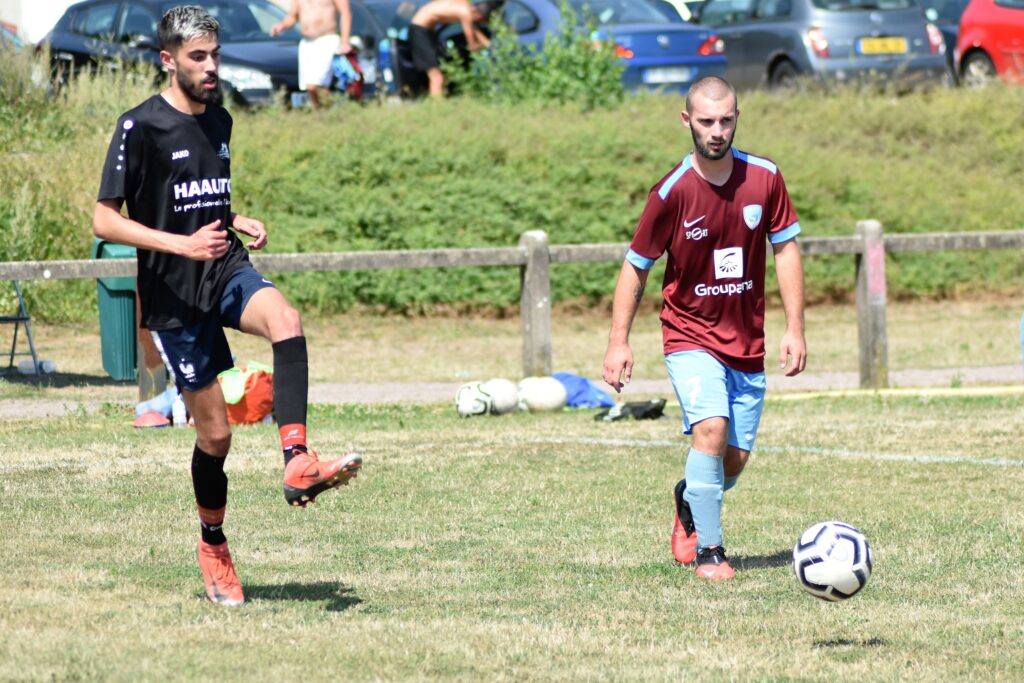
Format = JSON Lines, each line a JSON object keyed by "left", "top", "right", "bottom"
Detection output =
{"left": 956, "top": 0, "right": 1024, "bottom": 85}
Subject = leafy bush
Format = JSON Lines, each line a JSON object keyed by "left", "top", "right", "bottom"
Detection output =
{"left": 444, "top": 3, "right": 624, "bottom": 109}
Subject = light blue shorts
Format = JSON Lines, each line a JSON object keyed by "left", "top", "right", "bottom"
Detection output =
{"left": 665, "top": 350, "right": 767, "bottom": 451}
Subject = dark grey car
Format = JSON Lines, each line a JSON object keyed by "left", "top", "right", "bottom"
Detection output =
{"left": 693, "top": 0, "right": 952, "bottom": 89}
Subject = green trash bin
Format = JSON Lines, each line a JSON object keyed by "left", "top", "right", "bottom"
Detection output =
{"left": 92, "top": 238, "right": 137, "bottom": 381}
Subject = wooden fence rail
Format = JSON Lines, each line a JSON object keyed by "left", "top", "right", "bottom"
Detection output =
{"left": 2, "top": 226, "right": 1022, "bottom": 394}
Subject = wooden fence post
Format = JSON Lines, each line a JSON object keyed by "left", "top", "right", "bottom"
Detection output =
{"left": 855, "top": 220, "right": 888, "bottom": 389}
{"left": 519, "top": 230, "right": 552, "bottom": 377}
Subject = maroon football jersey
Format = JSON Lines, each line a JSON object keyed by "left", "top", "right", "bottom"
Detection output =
{"left": 626, "top": 148, "right": 800, "bottom": 373}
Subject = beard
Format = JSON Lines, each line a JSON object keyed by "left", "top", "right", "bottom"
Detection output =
{"left": 691, "top": 127, "right": 733, "bottom": 161}
{"left": 177, "top": 70, "right": 222, "bottom": 106}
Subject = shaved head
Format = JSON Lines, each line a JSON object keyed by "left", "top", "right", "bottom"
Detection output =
{"left": 685, "top": 76, "right": 738, "bottom": 115}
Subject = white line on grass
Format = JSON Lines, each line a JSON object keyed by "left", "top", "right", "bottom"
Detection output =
{"left": 516, "top": 437, "right": 1024, "bottom": 468}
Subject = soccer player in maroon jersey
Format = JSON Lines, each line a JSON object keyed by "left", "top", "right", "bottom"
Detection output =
{"left": 602, "top": 76, "right": 806, "bottom": 581}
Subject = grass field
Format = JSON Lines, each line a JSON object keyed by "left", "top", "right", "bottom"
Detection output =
{"left": 1, "top": 391, "right": 1023, "bottom": 681}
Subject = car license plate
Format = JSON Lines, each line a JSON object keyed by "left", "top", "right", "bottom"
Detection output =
{"left": 643, "top": 67, "right": 693, "bottom": 84}
{"left": 858, "top": 37, "right": 908, "bottom": 55}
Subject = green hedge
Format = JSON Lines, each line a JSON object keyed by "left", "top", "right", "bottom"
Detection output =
{"left": 3, "top": 47, "right": 1024, "bottom": 320}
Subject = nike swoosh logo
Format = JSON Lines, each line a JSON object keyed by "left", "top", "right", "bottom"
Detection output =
{"left": 304, "top": 469, "right": 321, "bottom": 479}
{"left": 683, "top": 215, "right": 705, "bottom": 228}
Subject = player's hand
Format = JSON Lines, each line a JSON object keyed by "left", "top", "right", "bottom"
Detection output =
{"left": 232, "top": 214, "right": 267, "bottom": 250}
{"left": 270, "top": 22, "right": 284, "bottom": 36}
{"left": 337, "top": 39, "right": 353, "bottom": 54}
{"left": 182, "top": 220, "right": 228, "bottom": 261}
{"left": 779, "top": 331, "right": 807, "bottom": 377}
{"left": 602, "top": 341, "right": 633, "bottom": 393}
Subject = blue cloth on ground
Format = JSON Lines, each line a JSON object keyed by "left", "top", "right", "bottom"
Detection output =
{"left": 552, "top": 372, "right": 615, "bottom": 408}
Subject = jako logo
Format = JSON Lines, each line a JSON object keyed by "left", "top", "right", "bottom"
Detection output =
{"left": 171, "top": 149, "right": 190, "bottom": 160}
{"left": 173, "top": 177, "right": 231, "bottom": 200}
{"left": 713, "top": 247, "right": 744, "bottom": 279}
{"left": 685, "top": 227, "right": 709, "bottom": 241}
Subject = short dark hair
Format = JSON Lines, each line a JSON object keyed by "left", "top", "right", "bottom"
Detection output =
{"left": 473, "top": 0, "right": 504, "bottom": 20}
{"left": 158, "top": 5, "right": 219, "bottom": 52}
{"left": 685, "top": 76, "right": 738, "bottom": 114}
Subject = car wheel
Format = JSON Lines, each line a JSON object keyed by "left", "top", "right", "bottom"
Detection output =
{"left": 768, "top": 60, "right": 798, "bottom": 90}
{"left": 961, "top": 51, "right": 996, "bottom": 88}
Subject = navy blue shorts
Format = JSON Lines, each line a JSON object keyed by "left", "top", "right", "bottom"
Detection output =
{"left": 151, "top": 266, "right": 276, "bottom": 391}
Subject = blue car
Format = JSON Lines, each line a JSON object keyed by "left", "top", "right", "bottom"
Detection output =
{"left": 360, "top": 0, "right": 727, "bottom": 95}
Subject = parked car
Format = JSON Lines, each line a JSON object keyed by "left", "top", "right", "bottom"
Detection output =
{"left": 955, "top": 0, "right": 1024, "bottom": 86}
{"left": 39, "top": 0, "right": 304, "bottom": 105}
{"left": 692, "top": 0, "right": 951, "bottom": 90}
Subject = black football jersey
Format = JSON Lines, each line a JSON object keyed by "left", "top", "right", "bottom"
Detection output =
{"left": 98, "top": 94, "right": 250, "bottom": 330}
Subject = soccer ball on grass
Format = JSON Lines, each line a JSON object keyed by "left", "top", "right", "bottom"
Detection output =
{"left": 792, "top": 521, "right": 873, "bottom": 601}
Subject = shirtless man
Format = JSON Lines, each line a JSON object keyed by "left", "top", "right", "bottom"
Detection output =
{"left": 271, "top": 0, "right": 352, "bottom": 108}
{"left": 409, "top": 0, "right": 500, "bottom": 97}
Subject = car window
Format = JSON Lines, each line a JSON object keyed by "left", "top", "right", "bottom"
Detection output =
{"left": 502, "top": 0, "right": 541, "bottom": 33}
{"left": 698, "top": 0, "right": 755, "bottom": 24}
{"left": 810, "top": 0, "right": 914, "bottom": 10}
{"left": 920, "top": 0, "right": 968, "bottom": 21}
{"left": 568, "top": 0, "right": 678, "bottom": 25}
{"left": 119, "top": 3, "right": 159, "bottom": 40}
{"left": 70, "top": 2, "right": 120, "bottom": 40}
{"left": 994, "top": 0, "right": 1024, "bottom": 8}
{"left": 756, "top": 0, "right": 791, "bottom": 17}
{"left": 350, "top": 1, "right": 382, "bottom": 41}
{"left": 159, "top": 0, "right": 299, "bottom": 41}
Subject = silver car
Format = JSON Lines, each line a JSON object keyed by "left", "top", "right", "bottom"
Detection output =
{"left": 692, "top": 0, "right": 952, "bottom": 89}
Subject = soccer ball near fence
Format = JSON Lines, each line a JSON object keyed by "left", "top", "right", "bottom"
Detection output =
{"left": 792, "top": 521, "right": 873, "bottom": 602}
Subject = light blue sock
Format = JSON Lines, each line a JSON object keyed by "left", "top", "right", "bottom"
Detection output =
{"left": 724, "top": 474, "right": 739, "bottom": 492}
{"left": 682, "top": 448, "right": 725, "bottom": 548}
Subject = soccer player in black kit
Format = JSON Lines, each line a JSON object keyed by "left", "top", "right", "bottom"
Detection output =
{"left": 92, "top": 5, "right": 362, "bottom": 607}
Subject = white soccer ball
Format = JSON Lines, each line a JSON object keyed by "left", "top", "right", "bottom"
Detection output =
{"left": 455, "top": 381, "right": 492, "bottom": 417}
{"left": 482, "top": 378, "right": 519, "bottom": 415}
{"left": 517, "top": 376, "right": 567, "bottom": 413}
{"left": 792, "top": 521, "right": 873, "bottom": 602}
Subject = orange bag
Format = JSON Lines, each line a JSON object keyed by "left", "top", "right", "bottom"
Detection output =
{"left": 218, "top": 362, "right": 274, "bottom": 425}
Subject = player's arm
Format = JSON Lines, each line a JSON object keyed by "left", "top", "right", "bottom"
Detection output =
{"left": 93, "top": 199, "right": 228, "bottom": 261}
{"left": 772, "top": 237, "right": 806, "bottom": 376}
{"left": 270, "top": 0, "right": 299, "bottom": 36}
{"left": 602, "top": 260, "right": 650, "bottom": 393}
{"left": 334, "top": 0, "right": 353, "bottom": 52}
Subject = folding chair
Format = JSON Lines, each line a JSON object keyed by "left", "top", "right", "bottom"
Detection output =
{"left": 1, "top": 280, "right": 40, "bottom": 375}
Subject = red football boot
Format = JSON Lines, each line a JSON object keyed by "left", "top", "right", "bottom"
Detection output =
{"left": 671, "top": 479, "right": 698, "bottom": 565}
{"left": 283, "top": 450, "right": 362, "bottom": 507}
{"left": 197, "top": 540, "right": 245, "bottom": 606}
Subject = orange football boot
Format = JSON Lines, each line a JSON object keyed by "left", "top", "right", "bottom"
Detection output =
{"left": 694, "top": 545, "right": 735, "bottom": 581}
{"left": 197, "top": 540, "right": 245, "bottom": 606}
{"left": 671, "top": 479, "right": 698, "bottom": 565}
{"left": 283, "top": 450, "right": 362, "bottom": 507}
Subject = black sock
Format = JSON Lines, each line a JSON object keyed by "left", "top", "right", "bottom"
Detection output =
{"left": 192, "top": 444, "right": 228, "bottom": 545}
{"left": 273, "top": 336, "right": 309, "bottom": 465}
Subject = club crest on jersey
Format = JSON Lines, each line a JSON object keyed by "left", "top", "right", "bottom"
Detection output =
{"left": 217, "top": 143, "right": 230, "bottom": 161}
{"left": 743, "top": 204, "right": 762, "bottom": 230}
